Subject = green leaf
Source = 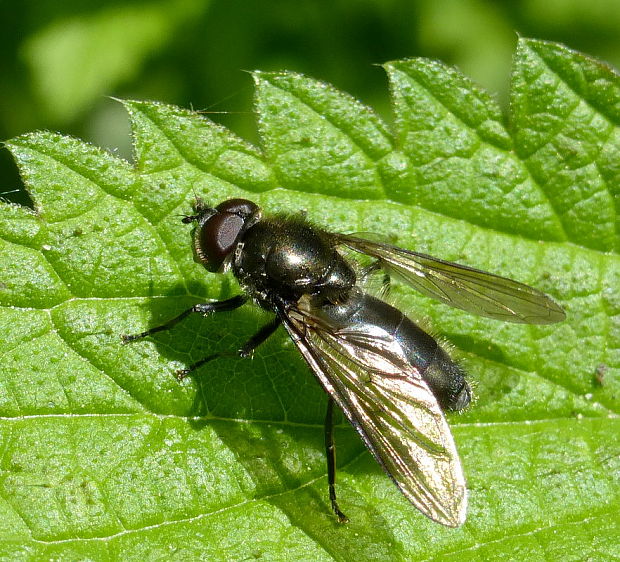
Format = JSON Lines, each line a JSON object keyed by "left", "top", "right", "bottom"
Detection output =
{"left": 1, "top": 38, "right": 618, "bottom": 560}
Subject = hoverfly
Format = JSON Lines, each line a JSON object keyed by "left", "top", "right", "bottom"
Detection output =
{"left": 123, "top": 198, "right": 565, "bottom": 527}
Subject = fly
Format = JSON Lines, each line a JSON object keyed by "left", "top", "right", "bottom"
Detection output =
{"left": 122, "top": 198, "right": 565, "bottom": 527}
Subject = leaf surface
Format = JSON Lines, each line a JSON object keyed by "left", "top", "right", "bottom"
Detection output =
{"left": 1, "top": 38, "right": 618, "bottom": 560}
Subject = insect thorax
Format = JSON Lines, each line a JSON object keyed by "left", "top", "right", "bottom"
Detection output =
{"left": 232, "top": 217, "right": 356, "bottom": 305}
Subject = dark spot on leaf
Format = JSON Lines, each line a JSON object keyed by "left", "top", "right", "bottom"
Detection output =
{"left": 594, "top": 364, "right": 608, "bottom": 386}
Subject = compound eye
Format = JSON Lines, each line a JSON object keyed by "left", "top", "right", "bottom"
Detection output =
{"left": 216, "top": 198, "right": 258, "bottom": 217}
{"left": 196, "top": 212, "right": 244, "bottom": 272}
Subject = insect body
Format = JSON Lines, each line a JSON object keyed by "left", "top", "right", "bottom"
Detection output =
{"left": 123, "top": 198, "right": 565, "bottom": 527}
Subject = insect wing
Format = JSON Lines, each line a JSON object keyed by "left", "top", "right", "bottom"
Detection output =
{"left": 278, "top": 304, "right": 467, "bottom": 527}
{"left": 337, "top": 235, "right": 565, "bottom": 324}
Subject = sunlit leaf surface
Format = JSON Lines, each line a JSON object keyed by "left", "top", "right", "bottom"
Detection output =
{"left": 1, "top": 38, "right": 618, "bottom": 560}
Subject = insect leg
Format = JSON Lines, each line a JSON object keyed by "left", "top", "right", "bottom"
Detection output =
{"left": 325, "top": 397, "right": 349, "bottom": 523}
{"left": 176, "top": 316, "right": 282, "bottom": 380}
{"left": 121, "top": 295, "right": 248, "bottom": 342}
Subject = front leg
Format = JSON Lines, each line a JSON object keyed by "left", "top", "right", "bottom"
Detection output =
{"left": 121, "top": 294, "right": 248, "bottom": 342}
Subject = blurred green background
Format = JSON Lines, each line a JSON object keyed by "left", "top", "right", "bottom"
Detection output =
{"left": 2, "top": 0, "right": 620, "bottom": 207}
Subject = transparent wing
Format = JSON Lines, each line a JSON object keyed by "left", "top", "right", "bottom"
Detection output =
{"left": 279, "top": 303, "right": 467, "bottom": 527}
{"left": 337, "top": 234, "right": 565, "bottom": 324}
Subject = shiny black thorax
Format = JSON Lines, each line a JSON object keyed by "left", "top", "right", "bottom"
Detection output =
{"left": 232, "top": 216, "right": 356, "bottom": 307}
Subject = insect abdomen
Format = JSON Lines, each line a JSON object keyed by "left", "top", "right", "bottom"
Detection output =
{"left": 318, "top": 290, "right": 471, "bottom": 412}
{"left": 371, "top": 296, "right": 471, "bottom": 412}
